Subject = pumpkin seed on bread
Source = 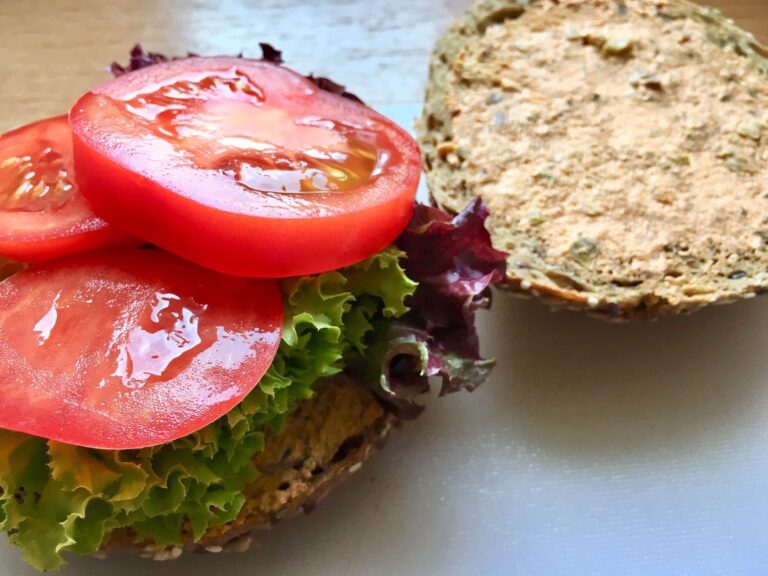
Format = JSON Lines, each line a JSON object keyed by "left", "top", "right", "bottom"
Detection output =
{"left": 420, "top": 0, "right": 768, "bottom": 320}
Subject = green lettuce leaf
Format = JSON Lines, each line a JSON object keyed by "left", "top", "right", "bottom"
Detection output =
{"left": 0, "top": 247, "right": 415, "bottom": 571}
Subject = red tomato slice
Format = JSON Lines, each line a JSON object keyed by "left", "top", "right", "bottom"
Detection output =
{"left": 0, "top": 247, "right": 282, "bottom": 449}
{"left": 0, "top": 115, "right": 129, "bottom": 263}
{"left": 69, "top": 57, "right": 421, "bottom": 278}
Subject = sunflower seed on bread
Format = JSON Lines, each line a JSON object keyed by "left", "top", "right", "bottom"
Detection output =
{"left": 419, "top": 0, "right": 768, "bottom": 320}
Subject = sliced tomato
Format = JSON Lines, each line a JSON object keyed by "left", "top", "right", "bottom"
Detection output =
{"left": 0, "top": 247, "right": 282, "bottom": 449}
{"left": 69, "top": 57, "right": 421, "bottom": 278}
{"left": 0, "top": 115, "right": 129, "bottom": 263}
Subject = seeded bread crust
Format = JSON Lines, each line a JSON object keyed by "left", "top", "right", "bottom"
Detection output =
{"left": 104, "top": 376, "right": 398, "bottom": 560}
{"left": 419, "top": 0, "right": 768, "bottom": 321}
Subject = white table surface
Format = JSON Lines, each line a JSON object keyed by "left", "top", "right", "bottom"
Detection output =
{"left": 1, "top": 103, "right": 767, "bottom": 576}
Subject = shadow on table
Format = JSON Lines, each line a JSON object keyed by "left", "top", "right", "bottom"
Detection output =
{"left": 481, "top": 290, "right": 768, "bottom": 462}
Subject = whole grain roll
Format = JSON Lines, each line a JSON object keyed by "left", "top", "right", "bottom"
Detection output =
{"left": 420, "top": 0, "right": 768, "bottom": 320}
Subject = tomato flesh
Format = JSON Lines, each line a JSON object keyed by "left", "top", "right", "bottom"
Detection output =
{"left": 0, "top": 116, "right": 129, "bottom": 263}
{"left": 0, "top": 247, "right": 283, "bottom": 449}
{"left": 70, "top": 58, "right": 421, "bottom": 278}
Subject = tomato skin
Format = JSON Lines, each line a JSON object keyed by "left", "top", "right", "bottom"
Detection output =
{"left": 70, "top": 58, "right": 421, "bottom": 278}
{"left": 0, "top": 116, "right": 130, "bottom": 263}
{"left": 0, "top": 224, "right": 127, "bottom": 265}
{"left": 0, "top": 247, "right": 283, "bottom": 450}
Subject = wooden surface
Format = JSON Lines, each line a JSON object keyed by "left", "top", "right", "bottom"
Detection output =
{"left": 0, "top": 0, "right": 767, "bottom": 131}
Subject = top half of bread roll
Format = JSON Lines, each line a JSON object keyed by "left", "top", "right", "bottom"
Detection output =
{"left": 420, "top": 0, "right": 768, "bottom": 320}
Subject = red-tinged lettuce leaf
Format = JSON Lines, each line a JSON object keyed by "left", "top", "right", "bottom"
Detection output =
{"left": 354, "top": 198, "right": 508, "bottom": 418}
{"left": 109, "top": 44, "right": 362, "bottom": 103}
{"left": 110, "top": 44, "right": 195, "bottom": 77}
{"left": 258, "top": 42, "right": 283, "bottom": 65}
{"left": 304, "top": 74, "right": 364, "bottom": 104}
{"left": 397, "top": 198, "right": 507, "bottom": 358}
